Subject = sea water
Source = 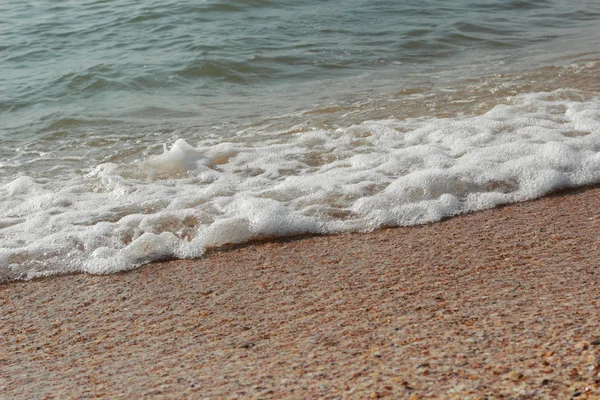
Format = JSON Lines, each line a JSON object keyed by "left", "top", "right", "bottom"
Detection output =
{"left": 1, "top": 0, "right": 600, "bottom": 281}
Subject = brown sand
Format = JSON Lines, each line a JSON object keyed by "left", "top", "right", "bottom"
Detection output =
{"left": 1, "top": 186, "right": 600, "bottom": 399}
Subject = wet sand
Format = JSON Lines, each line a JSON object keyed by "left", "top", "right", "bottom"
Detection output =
{"left": 2, "top": 186, "right": 600, "bottom": 399}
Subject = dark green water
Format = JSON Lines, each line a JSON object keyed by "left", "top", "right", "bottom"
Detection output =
{"left": 3, "top": 0, "right": 600, "bottom": 137}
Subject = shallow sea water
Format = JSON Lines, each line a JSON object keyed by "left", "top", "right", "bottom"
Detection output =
{"left": 1, "top": 0, "right": 600, "bottom": 280}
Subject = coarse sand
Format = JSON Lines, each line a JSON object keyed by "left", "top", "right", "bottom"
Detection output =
{"left": 2, "top": 185, "right": 600, "bottom": 399}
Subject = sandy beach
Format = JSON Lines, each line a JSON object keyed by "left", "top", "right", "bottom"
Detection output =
{"left": 2, "top": 185, "right": 600, "bottom": 399}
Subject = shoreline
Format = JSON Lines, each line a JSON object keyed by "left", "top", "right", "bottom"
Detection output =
{"left": 6, "top": 183, "right": 600, "bottom": 286}
{"left": 2, "top": 185, "right": 600, "bottom": 398}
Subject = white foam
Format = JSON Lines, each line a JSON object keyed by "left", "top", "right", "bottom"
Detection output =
{"left": 142, "top": 138, "right": 214, "bottom": 179}
{"left": 1, "top": 90, "right": 599, "bottom": 280}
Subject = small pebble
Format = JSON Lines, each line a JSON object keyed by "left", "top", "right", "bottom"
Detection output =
{"left": 508, "top": 371, "right": 523, "bottom": 381}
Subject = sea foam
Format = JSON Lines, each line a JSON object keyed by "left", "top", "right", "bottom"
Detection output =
{"left": 1, "top": 90, "right": 599, "bottom": 280}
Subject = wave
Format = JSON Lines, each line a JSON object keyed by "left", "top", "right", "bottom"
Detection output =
{"left": 1, "top": 89, "right": 599, "bottom": 281}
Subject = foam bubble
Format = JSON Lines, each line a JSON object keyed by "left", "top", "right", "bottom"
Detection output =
{"left": 142, "top": 139, "right": 214, "bottom": 179}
